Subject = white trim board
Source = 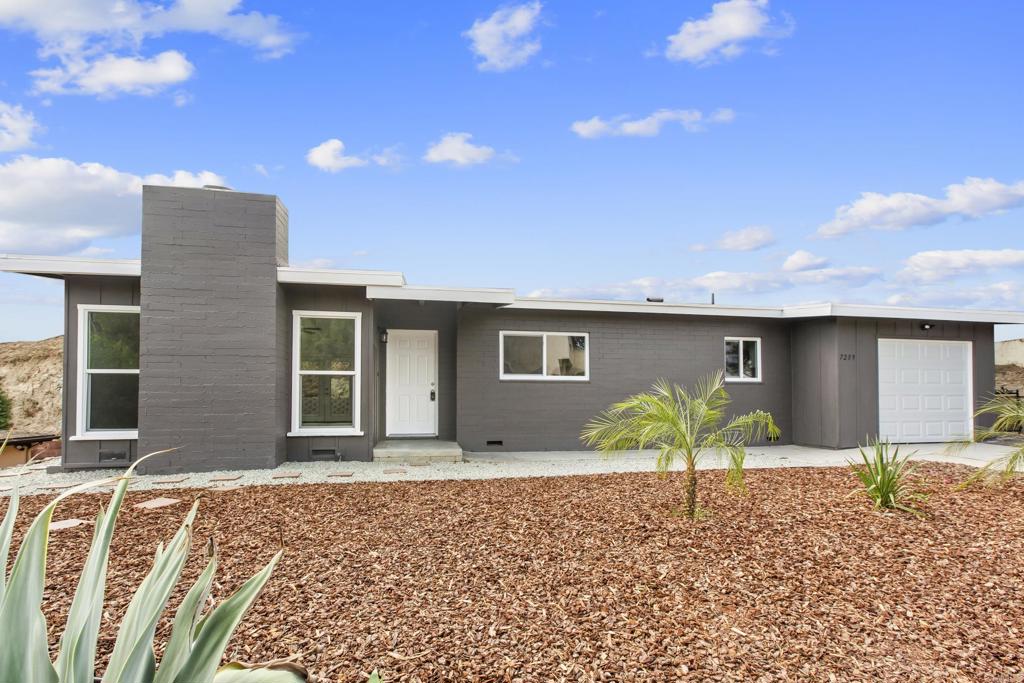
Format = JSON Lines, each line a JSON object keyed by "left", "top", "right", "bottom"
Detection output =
{"left": 1, "top": 254, "right": 141, "bottom": 278}
{"left": 75, "top": 304, "right": 141, "bottom": 441}
{"left": 289, "top": 310, "right": 363, "bottom": 437}
{"left": 367, "top": 284, "right": 515, "bottom": 305}
{"left": 278, "top": 267, "right": 405, "bottom": 287}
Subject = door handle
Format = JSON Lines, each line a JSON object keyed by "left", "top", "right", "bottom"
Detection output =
{"left": 430, "top": 390, "right": 436, "bottom": 401}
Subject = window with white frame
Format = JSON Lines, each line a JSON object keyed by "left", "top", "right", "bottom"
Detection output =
{"left": 724, "top": 337, "right": 761, "bottom": 382}
{"left": 500, "top": 331, "right": 589, "bottom": 380}
{"left": 292, "top": 311, "right": 361, "bottom": 434}
{"left": 78, "top": 305, "right": 140, "bottom": 437}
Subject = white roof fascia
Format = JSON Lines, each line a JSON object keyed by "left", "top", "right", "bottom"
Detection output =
{"left": 815, "top": 303, "right": 1024, "bottom": 325}
{"left": 366, "top": 284, "right": 516, "bottom": 304}
{"left": 277, "top": 266, "right": 406, "bottom": 287}
{"left": 507, "top": 297, "right": 785, "bottom": 318}
{"left": 0, "top": 254, "right": 141, "bottom": 277}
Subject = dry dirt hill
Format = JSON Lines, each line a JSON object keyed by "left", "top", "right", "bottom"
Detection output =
{"left": 0, "top": 335, "right": 63, "bottom": 435}
{"left": 996, "top": 363, "right": 1024, "bottom": 395}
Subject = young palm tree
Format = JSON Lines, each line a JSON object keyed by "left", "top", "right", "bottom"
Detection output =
{"left": 960, "top": 393, "right": 1024, "bottom": 485}
{"left": 581, "top": 371, "right": 781, "bottom": 519}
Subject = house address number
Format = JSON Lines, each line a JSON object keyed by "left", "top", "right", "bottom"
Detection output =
{"left": 839, "top": 353, "right": 856, "bottom": 361}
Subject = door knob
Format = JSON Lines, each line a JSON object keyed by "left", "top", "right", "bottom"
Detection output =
{"left": 430, "top": 390, "right": 436, "bottom": 401}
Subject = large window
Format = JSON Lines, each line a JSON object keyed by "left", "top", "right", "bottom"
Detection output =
{"left": 500, "top": 331, "right": 589, "bottom": 381}
{"left": 724, "top": 337, "right": 761, "bottom": 382}
{"left": 77, "top": 305, "right": 140, "bottom": 439}
{"left": 291, "top": 311, "right": 361, "bottom": 435}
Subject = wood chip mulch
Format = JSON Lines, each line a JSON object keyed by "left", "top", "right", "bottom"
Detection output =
{"left": 5, "top": 464, "right": 1023, "bottom": 682}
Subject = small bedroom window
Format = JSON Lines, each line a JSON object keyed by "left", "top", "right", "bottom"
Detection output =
{"left": 500, "top": 331, "right": 589, "bottom": 381}
{"left": 724, "top": 337, "right": 761, "bottom": 382}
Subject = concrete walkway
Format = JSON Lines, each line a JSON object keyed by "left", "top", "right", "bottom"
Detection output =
{"left": 0, "top": 443, "right": 1016, "bottom": 497}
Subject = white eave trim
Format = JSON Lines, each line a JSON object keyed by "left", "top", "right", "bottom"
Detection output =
{"left": 0, "top": 254, "right": 141, "bottom": 278}
{"left": 782, "top": 302, "right": 1024, "bottom": 324}
{"left": 366, "top": 284, "right": 516, "bottom": 304}
{"left": 507, "top": 297, "right": 785, "bottom": 318}
{"left": 277, "top": 266, "right": 406, "bottom": 287}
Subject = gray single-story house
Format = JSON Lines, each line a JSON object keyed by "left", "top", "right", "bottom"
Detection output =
{"left": 3, "top": 185, "right": 1023, "bottom": 473}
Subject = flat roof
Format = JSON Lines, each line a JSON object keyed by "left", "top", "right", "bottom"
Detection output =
{"left": 4, "top": 253, "right": 1024, "bottom": 324}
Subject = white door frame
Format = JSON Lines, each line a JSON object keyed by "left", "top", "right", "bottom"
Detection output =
{"left": 877, "top": 337, "right": 974, "bottom": 443}
{"left": 385, "top": 329, "right": 439, "bottom": 437}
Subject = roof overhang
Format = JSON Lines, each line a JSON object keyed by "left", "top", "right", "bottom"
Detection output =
{"left": 366, "top": 284, "right": 516, "bottom": 305}
{"left": 276, "top": 266, "right": 406, "bottom": 287}
{"left": 506, "top": 297, "right": 785, "bottom": 318}
{"left": 0, "top": 254, "right": 141, "bottom": 278}
{"left": 782, "top": 302, "right": 1024, "bottom": 325}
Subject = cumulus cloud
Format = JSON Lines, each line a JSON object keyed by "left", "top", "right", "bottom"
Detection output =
{"left": 423, "top": 132, "right": 496, "bottom": 166}
{"left": 665, "top": 0, "right": 794, "bottom": 66}
{"left": 0, "top": 0, "right": 297, "bottom": 97}
{"left": 34, "top": 50, "right": 195, "bottom": 96}
{"left": 817, "top": 177, "right": 1024, "bottom": 238}
{"left": 464, "top": 1, "right": 543, "bottom": 72}
{"left": 886, "top": 282, "right": 1024, "bottom": 309}
{"left": 0, "top": 102, "right": 43, "bottom": 151}
{"left": 306, "top": 139, "right": 369, "bottom": 172}
{"left": 899, "top": 249, "right": 1024, "bottom": 282}
{"left": 691, "top": 225, "right": 774, "bottom": 252}
{"left": 0, "top": 155, "right": 225, "bottom": 253}
{"left": 782, "top": 249, "right": 828, "bottom": 272}
{"left": 571, "top": 107, "right": 735, "bottom": 139}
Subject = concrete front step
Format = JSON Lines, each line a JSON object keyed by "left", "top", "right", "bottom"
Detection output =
{"left": 373, "top": 439, "right": 463, "bottom": 464}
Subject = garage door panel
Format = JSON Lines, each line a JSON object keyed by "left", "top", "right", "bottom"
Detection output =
{"left": 878, "top": 339, "right": 972, "bottom": 443}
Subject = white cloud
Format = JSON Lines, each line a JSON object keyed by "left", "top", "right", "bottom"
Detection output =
{"left": 691, "top": 225, "right": 774, "bottom": 252}
{"left": 887, "top": 282, "right": 1024, "bottom": 309}
{"left": 1, "top": 0, "right": 297, "bottom": 97}
{"left": 900, "top": 249, "right": 1024, "bottom": 282}
{"left": 817, "top": 176, "right": 1024, "bottom": 237}
{"left": 782, "top": 249, "right": 828, "bottom": 272}
{"left": 571, "top": 107, "right": 734, "bottom": 139}
{"left": 253, "top": 163, "right": 269, "bottom": 177}
{"left": 423, "top": 132, "right": 496, "bottom": 166}
{"left": 0, "top": 102, "right": 42, "bottom": 151}
{"left": 665, "top": 0, "right": 793, "bottom": 66}
{"left": 306, "top": 139, "right": 369, "bottom": 172}
{"left": 528, "top": 264, "right": 879, "bottom": 300}
{"left": 34, "top": 50, "right": 195, "bottom": 96}
{"left": 464, "top": 1, "right": 543, "bottom": 72}
{"left": 0, "top": 155, "right": 225, "bottom": 253}
{"left": 371, "top": 146, "right": 404, "bottom": 169}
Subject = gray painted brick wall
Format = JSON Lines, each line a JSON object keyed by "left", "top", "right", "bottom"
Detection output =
{"left": 137, "top": 186, "right": 288, "bottom": 473}
{"left": 456, "top": 307, "right": 793, "bottom": 451}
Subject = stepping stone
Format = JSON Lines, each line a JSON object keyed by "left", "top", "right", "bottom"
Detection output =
{"left": 383, "top": 468, "right": 406, "bottom": 475}
{"left": 271, "top": 471, "right": 301, "bottom": 479}
{"left": 43, "top": 482, "right": 76, "bottom": 490}
{"left": 327, "top": 471, "right": 354, "bottom": 478}
{"left": 134, "top": 497, "right": 181, "bottom": 510}
{"left": 209, "top": 474, "right": 242, "bottom": 482}
{"left": 28, "top": 464, "right": 50, "bottom": 471}
{"left": 209, "top": 485, "right": 244, "bottom": 492}
{"left": 407, "top": 462, "right": 431, "bottom": 467}
{"left": 153, "top": 476, "right": 189, "bottom": 484}
{"left": 51, "top": 518, "right": 90, "bottom": 531}
{"left": 0, "top": 472, "right": 21, "bottom": 478}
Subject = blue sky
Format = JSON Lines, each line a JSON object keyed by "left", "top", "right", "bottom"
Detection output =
{"left": 1, "top": 0, "right": 1023, "bottom": 342}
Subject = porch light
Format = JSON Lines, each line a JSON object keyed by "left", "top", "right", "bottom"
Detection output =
{"left": 920, "top": 322, "right": 934, "bottom": 331}
{"left": 379, "top": 329, "right": 388, "bottom": 344}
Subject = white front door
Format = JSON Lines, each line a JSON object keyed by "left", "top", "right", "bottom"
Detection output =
{"left": 386, "top": 329, "right": 438, "bottom": 436}
{"left": 877, "top": 339, "right": 973, "bottom": 443}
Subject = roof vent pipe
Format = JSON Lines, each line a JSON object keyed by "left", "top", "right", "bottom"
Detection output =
{"left": 711, "top": 292, "right": 716, "bottom": 305}
{"left": 646, "top": 296, "right": 664, "bottom": 303}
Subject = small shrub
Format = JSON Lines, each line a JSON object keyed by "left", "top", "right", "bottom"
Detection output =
{"left": 849, "top": 441, "right": 926, "bottom": 515}
{"left": 957, "top": 394, "right": 1024, "bottom": 485}
{"left": 0, "top": 386, "right": 11, "bottom": 430}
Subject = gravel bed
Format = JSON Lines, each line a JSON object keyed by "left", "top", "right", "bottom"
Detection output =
{"left": 0, "top": 443, "right": 1009, "bottom": 497}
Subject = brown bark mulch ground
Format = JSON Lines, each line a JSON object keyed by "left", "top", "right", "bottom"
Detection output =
{"left": 6, "top": 464, "right": 1024, "bottom": 682}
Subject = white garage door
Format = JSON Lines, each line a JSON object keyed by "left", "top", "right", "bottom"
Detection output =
{"left": 878, "top": 339, "right": 973, "bottom": 443}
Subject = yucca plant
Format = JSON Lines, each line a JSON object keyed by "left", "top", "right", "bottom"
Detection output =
{"left": 849, "top": 440, "right": 926, "bottom": 515}
{"left": 581, "top": 371, "right": 781, "bottom": 519}
{"left": 0, "top": 448, "right": 306, "bottom": 683}
{"left": 954, "top": 394, "right": 1024, "bottom": 485}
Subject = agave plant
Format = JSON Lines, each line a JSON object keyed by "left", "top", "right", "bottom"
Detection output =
{"left": 0, "top": 447, "right": 306, "bottom": 683}
{"left": 849, "top": 440, "right": 926, "bottom": 516}
{"left": 581, "top": 371, "right": 781, "bottom": 519}
{"left": 956, "top": 393, "right": 1024, "bottom": 485}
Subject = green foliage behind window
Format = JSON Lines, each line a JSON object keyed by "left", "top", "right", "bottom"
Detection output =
{"left": 0, "top": 386, "right": 10, "bottom": 430}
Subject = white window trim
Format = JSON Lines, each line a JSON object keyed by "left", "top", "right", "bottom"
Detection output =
{"left": 499, "top": 330, "right": 590, "bottom": 382}
{"left": 289, "top": 310, "right": 363, "bottom": 437}
{"left": 724, "top": 336, "right": 762, "bottom": 383}
{"left": 72, "top": 303, "right": 140, "bottom": 441}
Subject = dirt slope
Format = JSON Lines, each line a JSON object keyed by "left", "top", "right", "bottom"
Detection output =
{"left": 996, "top": 363, "right": 1024, "bottom": 394}
{"left": 0, "top": 335, "right": 62, "bottom": 435}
